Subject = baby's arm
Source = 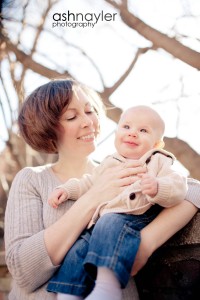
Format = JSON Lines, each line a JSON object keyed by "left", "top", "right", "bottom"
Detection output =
{"left": 140, "top": 173, "right": 158, "bottom": 197}
{"left": 48, "top": 174, "right": 93, "bottom": 208}
{"left": 144, "top": 155, "right": 187, "bottom": 207}
{"left": 48, "top": 187, "right": 69, "bottom": 208}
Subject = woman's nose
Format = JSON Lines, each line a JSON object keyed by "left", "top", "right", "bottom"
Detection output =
{"left": 81, "top": 115, "right": 93, "bottom": 128}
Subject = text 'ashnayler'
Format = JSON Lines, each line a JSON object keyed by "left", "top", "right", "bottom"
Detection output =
{"left": 52, "top": 10, "right": 117, "bottom": 28}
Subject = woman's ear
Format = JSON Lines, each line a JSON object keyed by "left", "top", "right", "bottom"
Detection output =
{"left": 155, "top": 140, "right": 165, "bottom": 149}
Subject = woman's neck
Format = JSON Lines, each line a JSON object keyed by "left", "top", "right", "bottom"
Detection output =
{"left": 51, "top": 156, "right": 96, "bottom": 183}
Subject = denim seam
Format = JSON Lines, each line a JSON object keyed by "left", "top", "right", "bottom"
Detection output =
{"left": 48, "top": 281, "right": 87, "bottom": 288}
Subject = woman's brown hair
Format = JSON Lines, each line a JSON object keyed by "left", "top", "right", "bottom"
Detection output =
{"left": 18, "top": 78, "right": 103, "bottom": 153}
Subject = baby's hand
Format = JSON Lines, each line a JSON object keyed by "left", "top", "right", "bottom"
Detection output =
{"left": 48, "top": 188, "right": 68, "bottom": 208}
{"left": 140, "top": 174, "right": 158, "bottom": 197}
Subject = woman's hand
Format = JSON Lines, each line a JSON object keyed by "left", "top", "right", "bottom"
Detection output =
{"left": 89, "top": 160, "right": 146, "bottom": 205}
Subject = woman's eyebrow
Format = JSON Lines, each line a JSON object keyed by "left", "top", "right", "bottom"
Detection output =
{"left": 65, "top": 108, "right": 76, "bottom": 112}
{"left": 67, "top": 102, "right": 91, "bottom": 111}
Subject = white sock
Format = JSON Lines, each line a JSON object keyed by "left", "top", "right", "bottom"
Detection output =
{"left": 85, "top": 267, "right": 122, "bottom": 300}
{"left": 57, "top": 293, "right": 83, "bottom": 300}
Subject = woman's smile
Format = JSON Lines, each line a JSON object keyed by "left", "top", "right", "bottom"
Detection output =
{"left": 78, "top": 132, "right": 96, "bottom": 141}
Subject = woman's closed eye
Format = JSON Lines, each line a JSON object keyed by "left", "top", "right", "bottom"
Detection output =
{"left": 86, "top": 109, "right": 94, "bottom": 115}
{"left": 66, "top": 110, "right": 94, "bottom": 121}
{"left": 66, "top": 115, "right": 76, "bottom": 121}
{"left": 85, "top": 104, "right": 95, "bottom": 114}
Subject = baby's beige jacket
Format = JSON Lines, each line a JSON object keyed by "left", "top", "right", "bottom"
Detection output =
{"left": 60, "top": 148, "right": 187, "bottom": 227}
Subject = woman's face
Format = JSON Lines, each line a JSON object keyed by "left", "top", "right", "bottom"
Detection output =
{"left": 57, "top": 89, "right": 100, "bottom": 159}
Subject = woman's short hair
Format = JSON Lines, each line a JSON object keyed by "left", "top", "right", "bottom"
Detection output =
{"left": 18, "top": 78, "right": 104, "bottom": 153}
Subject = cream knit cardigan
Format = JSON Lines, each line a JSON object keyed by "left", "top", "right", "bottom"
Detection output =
{"left": 59, "top": 149, "right": 187, "bottom": 226}
{"left": 4, "top": 164, "right": 200, "bottom": 300}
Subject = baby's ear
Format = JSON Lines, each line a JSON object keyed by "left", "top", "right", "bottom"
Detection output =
{"left": 155, "top": 140, "right": 165, "bottom": 149}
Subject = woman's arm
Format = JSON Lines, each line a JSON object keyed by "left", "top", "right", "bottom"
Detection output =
{"left": 5, "top": 161, "right": 145, "bottom": 293}
{"left": 131, "top": 200, "right": 198, "bottom": 275}
{"left": 5, "top": 168, "right": 57, "bottom": 293}
{"left": 131, "top": 178, "right": 200, "bottom": 275}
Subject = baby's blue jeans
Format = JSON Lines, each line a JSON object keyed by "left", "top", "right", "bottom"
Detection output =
{"left": 47, "top": 205, "right": 162, "bottom": 297}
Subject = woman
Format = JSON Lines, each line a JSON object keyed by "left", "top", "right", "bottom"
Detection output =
{"left": 4, "top": 79, "right": 199, "bottom": 300}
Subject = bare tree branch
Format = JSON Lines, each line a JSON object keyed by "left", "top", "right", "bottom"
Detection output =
{"left": 2, "top": 16, "right": 106, "bottom": 87}
{"left": 103, "top": 46, "right": 152, "bottom": 97}
{"left": 164, "top": 137, "right": 200, "bottom": 180}
{"left": 1, "top": 31, "right": 70, "bottom": 78}
{"left": 0, "top": 72, "right": 13, "bottom": 126}
{"left": 19, "top": 1, "right": 58, "bottom": 92}
{"left": 105, "top": 0, "right": 200, "bottom": 70}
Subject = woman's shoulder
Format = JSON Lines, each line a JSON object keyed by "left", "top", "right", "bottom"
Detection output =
{"left": 13, "top": 164, "right": 53, "bottom": 183}
{"left": 19, "top": 164, "right": 51, "bottom": 173}
{"left": 9, "top": 164, "right": 57, "bottom": 197}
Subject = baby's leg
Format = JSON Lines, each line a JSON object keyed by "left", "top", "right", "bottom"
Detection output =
{"left": 47, "top": 229, "right": 94, "bottom": 298}
{"left": 57, "top": 294, "right": 83, "bottom": 300}
{"left": 84, "top": 213, "right": 143, "bottom": 300}
{"left": 85, "top": 267, "right": 122, "bottom": 300}
{"left": 85, "top": 207, "right": 162, "bottom": 299}
{"left": 84, "top": 213, "right": 141, "bottom": 288}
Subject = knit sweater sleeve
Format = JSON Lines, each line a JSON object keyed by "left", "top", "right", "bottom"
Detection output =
{"left": 4, "top": 168, "right": 59, "bottom": 293}
{"left": 147, "top": 154, "right": 187, "bottom": 207}
{"left": 58, "top": 158, "right": 114, "bottom": 201}
{"left": 186, "top": 178, "right": 200, "bottom": 208}
{"left": 60, "top": 174, "right": 93, "bottom": 200}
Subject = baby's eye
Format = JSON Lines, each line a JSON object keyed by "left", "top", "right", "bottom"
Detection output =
{"left": 123, "top": 125, "right": 130, "bottom": 129}
{"left": 140, "top": 128, "right": 147, "bottom": 133}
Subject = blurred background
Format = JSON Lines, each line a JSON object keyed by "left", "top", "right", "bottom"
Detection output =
{"left": 0, "top": 0, "right": 200, "bottom": 227}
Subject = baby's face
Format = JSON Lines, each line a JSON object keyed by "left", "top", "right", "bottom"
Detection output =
{"left": 114, "top": 107, "right": 164, "bottom": 160}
